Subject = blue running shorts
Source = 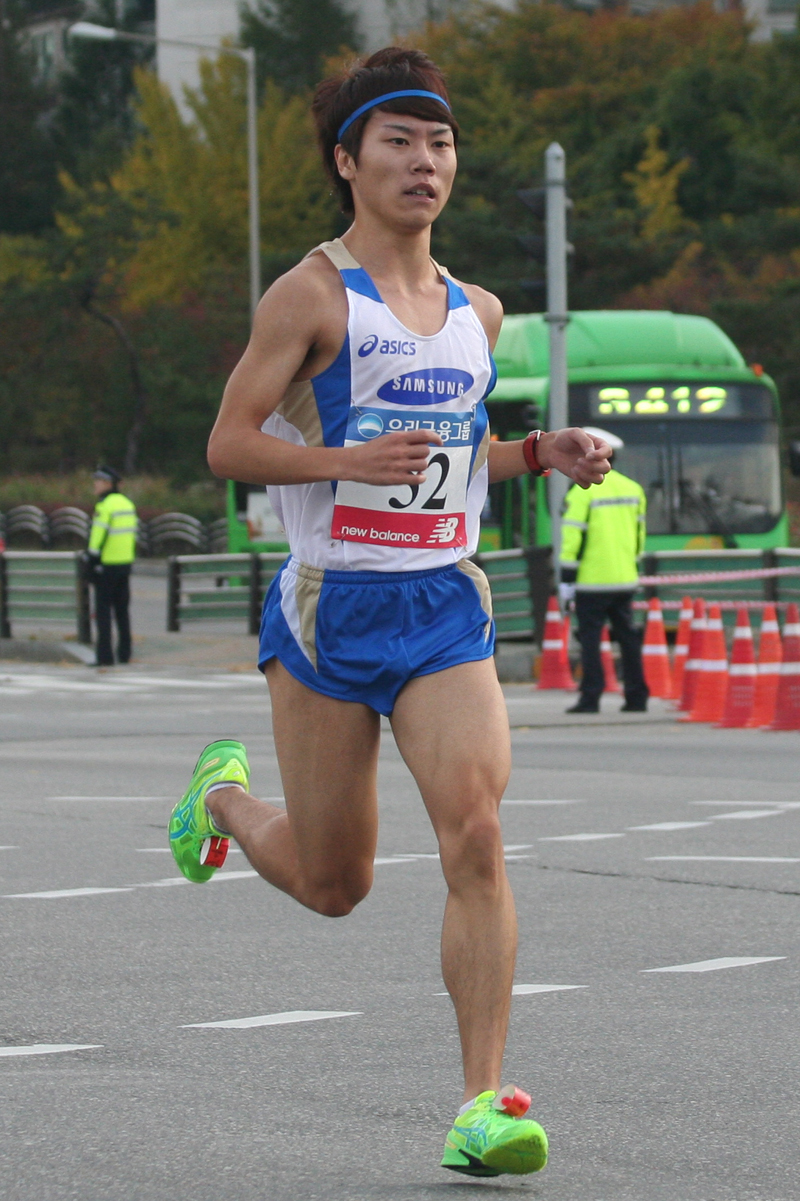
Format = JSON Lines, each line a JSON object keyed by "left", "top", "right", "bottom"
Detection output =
{"left": 258, "top": 557, "right": 495, "bottom": 715}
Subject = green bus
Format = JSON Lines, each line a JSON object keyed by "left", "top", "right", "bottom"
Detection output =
{"left": 487, "top": 309, "right": 789, "bottom": 552}
{"left": 227, "top": 309, "right": 790, "bottom": 554}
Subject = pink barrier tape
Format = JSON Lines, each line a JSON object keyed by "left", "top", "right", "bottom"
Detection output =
{"left": 633, "top": 599, "right": 795, "bottom": 611}
{"left": 637, "top": 566, "right": 800, "bottom": 587}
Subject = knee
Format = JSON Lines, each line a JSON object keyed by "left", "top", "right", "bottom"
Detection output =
{"left": 439, "top": 812, "right": 505, "bottom": 893}
{"left": 305, "top": 863, "right": 373, "bottom": 918}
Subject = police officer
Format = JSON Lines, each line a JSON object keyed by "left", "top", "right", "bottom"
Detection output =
{"left": 559, "top": 428, "right": 649, "bottom": 714}
{"left": 87, "top": 466, "right": 137, "bottom": 666}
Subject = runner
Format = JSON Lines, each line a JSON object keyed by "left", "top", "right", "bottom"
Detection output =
{"left": 169, "top": 47, "right": 611, "bottom": 1177}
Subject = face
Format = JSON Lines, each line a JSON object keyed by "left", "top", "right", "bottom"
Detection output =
{"left": 92, "top": 478, "right": 110, "bottom": 496}
{"left": 335, "top": 111, "right": 457, "bottom": 230}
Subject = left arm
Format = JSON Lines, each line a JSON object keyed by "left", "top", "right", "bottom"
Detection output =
{"left": 487, "top": 429, "right": 612, "bottom": 488}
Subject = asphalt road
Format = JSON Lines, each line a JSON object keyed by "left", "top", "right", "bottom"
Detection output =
{"left": 1, "top": 663, "right": 798, "bottom": 1201}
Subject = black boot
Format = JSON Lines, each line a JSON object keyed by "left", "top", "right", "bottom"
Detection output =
{"left": 566, "top": 698, "right": 599, "bottom": 714}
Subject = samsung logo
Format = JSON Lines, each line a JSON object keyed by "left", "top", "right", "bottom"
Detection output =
{"left": 377, "top": 368, "right": 474, "bottom": 406}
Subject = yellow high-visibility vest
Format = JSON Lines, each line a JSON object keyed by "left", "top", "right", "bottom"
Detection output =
{"left": 88, "top": 491, "right": 138, "bottom": 565}
{"left": 560, "top": 468, "right": 646, "bottom": 590}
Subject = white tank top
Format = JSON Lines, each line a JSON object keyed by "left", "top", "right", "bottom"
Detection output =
{"left": 262, "top": 239, "right": 495, "bottom": 572}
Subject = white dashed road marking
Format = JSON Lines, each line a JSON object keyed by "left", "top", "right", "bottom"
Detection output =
{"left": 642, "top": 957, "right": 786, "bottom": 974}
{"left": 709, "top": 810, "right": 786, "bottom": 821}
{"left": 181, "top": 1010, "right": 361, "bottom": 1029}
{"left": 539, "top": 833, "right": 624, "bottom": 842}
{"left": 5, "top": 887, "right": 134, "bottom": 899}
{"left": 628, "top": 822, "right": 711, "bottom": 832}
{"left": 512, "top": 984, "right": 588, "bottom": 996}
{"left": 647, "top": 856, "right": 800, "bottom": 864}
{"left": 0, "top": 1044, "right": 103, "bottom": 1058}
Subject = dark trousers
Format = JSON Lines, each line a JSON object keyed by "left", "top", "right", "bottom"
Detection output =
{"left": 574, "top": 590, "right": 649, "bottom": 707}
{"left": 94, "top": 564, "right": 132, "bottom": 666}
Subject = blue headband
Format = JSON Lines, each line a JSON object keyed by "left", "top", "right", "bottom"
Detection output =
{"left": 337, "top": 90, "right": 452, "bottom": 142}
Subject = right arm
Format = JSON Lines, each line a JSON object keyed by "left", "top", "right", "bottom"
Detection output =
{"left": 207, "top": 262, "right": 441, "bottom": 488}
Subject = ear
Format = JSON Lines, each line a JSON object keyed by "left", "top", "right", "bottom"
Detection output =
{"left": 334, "top": 144, "right": 356, "bottom": 182}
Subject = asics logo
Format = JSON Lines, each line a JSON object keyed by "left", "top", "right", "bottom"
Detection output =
{"left": 358, "top": 335, "right": 417, "bottom": 358}
{"left": 358, "top": 335, "right": 379, "bottom": 357}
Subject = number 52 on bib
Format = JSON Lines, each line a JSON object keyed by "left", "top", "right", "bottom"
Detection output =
{"left": 331, "top": 407, "right": 474, "bottom": 548}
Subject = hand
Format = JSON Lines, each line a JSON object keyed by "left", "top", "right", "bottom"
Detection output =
{"left": 558, "top": 581, "right": 576, "bottom": 608}
{"left": 344, "top": 428, "right": 444, "bottom": 486}
{"left": 537, "top": 428, "right": 612, "bottom": 488}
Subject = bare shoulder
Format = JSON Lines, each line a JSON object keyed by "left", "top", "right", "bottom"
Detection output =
{"left": 457, "top": 280, "right": 504, "bottom": 349}
{"left": 252, "top": 250, "right": 343, "bottom": 337}
{"left": 248, "top": 248, "right": 348, "bottom": 377}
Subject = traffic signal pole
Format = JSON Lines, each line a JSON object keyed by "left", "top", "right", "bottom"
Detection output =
{"left": 544, "top": 142, "right": 570, "bottom": 579}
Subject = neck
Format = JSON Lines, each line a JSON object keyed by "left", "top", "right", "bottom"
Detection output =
{"left": 340, "top": 217, "right": 437, "bottom": 293}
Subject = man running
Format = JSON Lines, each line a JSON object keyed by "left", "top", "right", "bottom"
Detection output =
{"left": 169, "top": 47, "right": 611, "bottom": 1178}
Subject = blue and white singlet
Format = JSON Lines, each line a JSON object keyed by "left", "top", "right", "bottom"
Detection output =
{"left": 261, "top": 238, "right": 496, "bottom": 573}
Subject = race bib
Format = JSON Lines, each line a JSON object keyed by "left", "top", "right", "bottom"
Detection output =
{"left": 331, "top": 407, "right": 473, "bottom": 548}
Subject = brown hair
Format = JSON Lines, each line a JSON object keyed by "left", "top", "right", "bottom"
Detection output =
{"left": 312, "top": 47, "right": 458, "bottom": 215}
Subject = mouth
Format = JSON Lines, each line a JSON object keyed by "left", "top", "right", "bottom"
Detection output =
{"left": 405, "top": 185, "right": 436, "bottom": 200}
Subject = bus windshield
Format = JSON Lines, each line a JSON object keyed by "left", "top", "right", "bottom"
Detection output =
{"left": 569, "top": 384, "right": 782, "bottom": 536}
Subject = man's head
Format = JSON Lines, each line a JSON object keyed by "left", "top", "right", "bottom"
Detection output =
{"left": 313, "top": 48, "right": 458, "bottom": 222}
{"left": 93, "top": 466, "right": 121, "bottom": 497}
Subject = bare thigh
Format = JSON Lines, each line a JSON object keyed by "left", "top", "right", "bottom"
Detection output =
{"left": 265, "top": 659, "right": 382, "bottom": 882}
{"left": 390, "top": 658, "right": 511, "bottom": 857}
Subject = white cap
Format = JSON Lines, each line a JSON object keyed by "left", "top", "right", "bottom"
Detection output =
{"left": 583, "top": 426, "right": 624, "bottom": 451}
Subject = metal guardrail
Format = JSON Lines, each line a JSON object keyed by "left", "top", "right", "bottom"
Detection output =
{"left": 166, "top": 553, "right": 289, "bottom": 634}
{"left": 0, "top": 551, "right": 91, "bottom": 643}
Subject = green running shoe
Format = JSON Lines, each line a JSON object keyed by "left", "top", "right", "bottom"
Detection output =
{"left": 441, "top": 1089, "right": 548, "bottom": 1177}
{"left": 169, "top": 740, "right": 249, "bottom": 883}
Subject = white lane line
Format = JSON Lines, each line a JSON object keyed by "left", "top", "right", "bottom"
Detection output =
{"left": 647, "top": 856, "right": 800, "bottom": 864}
{"left": 512, "top": 984, "right": 588, "bottom": 996}
{"left": 642, "top": 956, "right": 786, "bottom": 974}
{"left": 49, "top": 796, "right": 173, "bottom": 803}
{"left": 181, "top": 1010, "right": 361, "bottom": 1029}
{"left": 0, "top": 846, "right": 19, "bottom": 850}
{"left": 136, "top": 847, "right": 242, "bottom": 854}
{"left": 4, "top": 887, "right": 133, "bottom": 899}
{"left": 710, "top": 810, "right": 785, "bottom": 821}
{"left": 374, "top": 857, "right": 417, "bottom": 866}
{"left": 692, "top": 801, "right": 800, "bottom": 809}
{"left": 539, "top": 833, "right": 624, "bottom": 842}
{"left": 502, "top": 799, "right": 583, "bottom": 806}
{"left": 137, "top": 877, "right": 190, "bottom": 889}
{"left": 206, "top": 870, "right": 259, "bottom": 883}
{"left": 435, "top": 984, "right": 586, "bottom": 997}
{"left": 627, "top": 822, "right": 711, "bottom": 832}
{"left": 0, "top": 1043, "right": 103, "bottom": 1058}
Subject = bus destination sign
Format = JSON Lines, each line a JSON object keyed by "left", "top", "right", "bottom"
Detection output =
{"left": 589, "top": 384, "right": 742, "bottom": 419}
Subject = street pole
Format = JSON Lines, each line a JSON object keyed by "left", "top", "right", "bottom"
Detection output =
{"left": 243, "top": 47, "right": 260, "bottom": 324}
{"left": 68, "top": 22, "right": 261, "bottom": 326}
{"left": 544, "top": 141, "right": 570, "bottom": 581}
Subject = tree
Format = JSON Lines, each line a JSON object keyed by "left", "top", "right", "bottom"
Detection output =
{"left": 0, "top": 0, "right": 59, "bottom": 233}
{"left": 240, "top": 0, "right": 361, "bottom": 94}
{"left": 49, "top": 0, "right": 155, "bottom": 185}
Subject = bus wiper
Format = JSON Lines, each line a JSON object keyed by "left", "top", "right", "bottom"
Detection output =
{"left": 677, "top": 477, "right": 737, "bottom": 548}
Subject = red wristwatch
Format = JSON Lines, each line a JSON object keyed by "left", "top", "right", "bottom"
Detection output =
{"left": 522, "top": 430, "right": 551, "bottom": 477}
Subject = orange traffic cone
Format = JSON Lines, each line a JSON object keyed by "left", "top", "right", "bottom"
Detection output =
{"left": 769, "top": 603, "right": 800, "bottom": 731}
{"left": 538, "top": 596, "right": 576, "bottom": 690}
{"left": 642, "top": 597, "right": 672, "bottom": 698}
{"left": 748, "top": 604, "right": 782, "bottom": 727}
{"left": 601, "top": 625, "right": 620, "bottom": 693}
{"left": 679, "top": 598, "right": 706, "bottom": 712}
{"left": 718, "top": 607, "right": 756, "bottom": 728}
{"left": 671, "top": 596, "right": 693, "bottom": 701}
{"left": 684, "top": 602, "right": 728, "bottom": 723}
